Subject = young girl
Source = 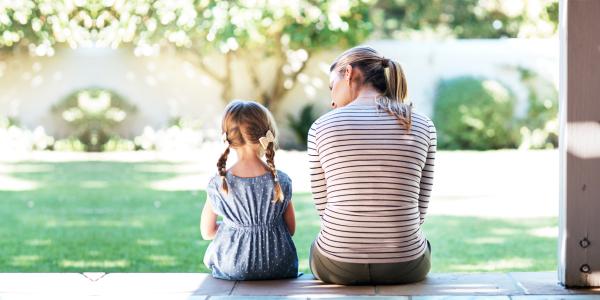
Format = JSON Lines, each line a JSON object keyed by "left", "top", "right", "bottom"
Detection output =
{"left": 200, "top": 100, "right": 298, "bottom": 280}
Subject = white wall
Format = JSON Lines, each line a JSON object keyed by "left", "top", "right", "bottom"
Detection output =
{"left": 0, "top": 38, "right": 557, "bottom": 147}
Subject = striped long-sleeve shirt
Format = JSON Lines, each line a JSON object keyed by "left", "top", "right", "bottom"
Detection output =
{"left": 307, "top": 98, "right": 436, "bottom": 263}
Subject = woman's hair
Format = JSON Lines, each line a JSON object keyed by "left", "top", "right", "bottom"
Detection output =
{"left": 217, "top": 100, "right": 284, "bottom": 203}
{"left": 330, "top": 46, "right": 412, "bottom": 130}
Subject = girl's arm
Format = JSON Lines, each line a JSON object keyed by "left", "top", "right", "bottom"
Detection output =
{"left": 283, "top": 201, "right": 296, "bottom": 236}
{"left": 200, "top": 200, "right": 219, "bottom": 240}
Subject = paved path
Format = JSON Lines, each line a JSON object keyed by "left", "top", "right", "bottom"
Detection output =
{"left": 0, "top": 272, "right": 598, "bottom": 299}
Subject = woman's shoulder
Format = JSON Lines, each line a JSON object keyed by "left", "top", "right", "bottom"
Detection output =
{"left": 311, "top": 109, "right": 336, "bottom": 128}
{"left": 412, "top": 111, "right": 435, "bottom": 129}
{"left": 412, "top": 111, "right": 433, "bottom": 123}
{"left": 310, "top": 106, "right": 369, "bottom": 132}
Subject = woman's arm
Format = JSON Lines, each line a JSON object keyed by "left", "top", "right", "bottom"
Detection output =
{"left": 283, "top": 202, "right": 296, "bottom": 236}
{"left": 418, "top": 120, "right": 437, "bottom": 225}
{"left": 200, "top": 200, "right": 219, "bottom": 240}
{"left": 308, "top": 124, "right": 327, "bottom": 218}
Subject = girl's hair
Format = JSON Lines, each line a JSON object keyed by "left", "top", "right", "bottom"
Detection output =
{"left": 217, "top": 100, "right": 284, "bottom": 203}
{"left": 330, "top": 46, "right": 412, "bottom": 130}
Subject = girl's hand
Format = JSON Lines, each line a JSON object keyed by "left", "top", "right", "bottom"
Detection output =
{"left": 200, "top": 200, "right": 219, "bottom": 240}
{"left": 283, "top": 202, "right": 296, "bottom": 236}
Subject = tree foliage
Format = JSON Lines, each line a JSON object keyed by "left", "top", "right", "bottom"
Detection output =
{"left": 371, "top": 0, "right": 558, "bottom": 39}
{"left": 1, "top": 0, "right": 373, "bottom": 112}
{"left": 1, "top": 0, "right": 558, "bottom": 113}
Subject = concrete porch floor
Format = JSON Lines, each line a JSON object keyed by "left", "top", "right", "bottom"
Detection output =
{"left": 0, "top": 272, "right": 599, "bottom": 299}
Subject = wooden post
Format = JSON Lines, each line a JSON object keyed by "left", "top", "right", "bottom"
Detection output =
{"left": 558, "top": 0, "right": 600, "bottom": 288}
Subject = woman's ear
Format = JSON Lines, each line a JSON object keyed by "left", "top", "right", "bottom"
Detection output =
{"left": 345, "top": 65, "right": 353, "bottom": 81}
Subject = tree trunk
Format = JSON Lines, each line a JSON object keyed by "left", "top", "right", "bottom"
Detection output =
{"left": 220, "top": 51, "right": 234, "bottom": 103}
{"left": 264, "top": 55, "right": 310, "bottom": 114}
{"left": 181, "top": 48, "right": 234, "bottom": 105}
{"left": 185, "top": 45, "right": 311, "bottom": 113}
{"left": 244, "top": 47, "right": 311, "bottom": 114}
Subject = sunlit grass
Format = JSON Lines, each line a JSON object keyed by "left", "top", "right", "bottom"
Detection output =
{"left": 0, "top": 161, "right": 557, "bottom": 273}
{"left": 423, "top": 216, "right": 557, "bottom": 272}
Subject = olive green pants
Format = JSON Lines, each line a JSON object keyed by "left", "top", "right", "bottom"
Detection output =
{"left": 309, "top": 240, "right": 431, "bottom": 285}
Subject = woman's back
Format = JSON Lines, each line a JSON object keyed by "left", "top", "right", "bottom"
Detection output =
{"left": 308, "top": 99, "right": 436, "bottom": 264}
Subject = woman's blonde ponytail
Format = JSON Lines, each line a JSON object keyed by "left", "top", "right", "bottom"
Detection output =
{"left": 330, "top": 46, "right": 413, "bottom": 130}
{"left": 376, "top": 58, "right": 412, "bottom": 130}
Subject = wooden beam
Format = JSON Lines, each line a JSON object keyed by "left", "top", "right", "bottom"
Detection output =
{"left": 558, "top": 0, "right": 600, "bottom": 288}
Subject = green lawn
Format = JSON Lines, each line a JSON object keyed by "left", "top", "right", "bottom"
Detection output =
{"left": 0, "top": 161, "right": 557, "bottom": 273}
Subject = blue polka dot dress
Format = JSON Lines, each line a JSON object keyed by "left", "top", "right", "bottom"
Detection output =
{"left": 203, "top": 170, "right": 299, "bottom": 280}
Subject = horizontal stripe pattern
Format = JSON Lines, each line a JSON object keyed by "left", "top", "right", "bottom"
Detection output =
{"left": 307, "top": 100, "right": 436, "bottom": 263}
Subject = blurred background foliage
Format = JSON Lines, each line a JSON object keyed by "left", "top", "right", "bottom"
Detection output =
{"left": 371, "top": 0, "right": 558, "bottom": 39}
{"left": 0, "top": 0, "right": 559, "bottom": 151}
{"left": 432, "top": 66, "right": 558, "bottom": 151}
{"left": 433, "top": 76, "right": 520, "bottom": 150}
{"left": 52, "top": 87, "right": 136, "bottom": 152}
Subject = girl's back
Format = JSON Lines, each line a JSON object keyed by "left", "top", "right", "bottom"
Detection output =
{"left": 203, "top": 170, "right": 298, "bottom": 280}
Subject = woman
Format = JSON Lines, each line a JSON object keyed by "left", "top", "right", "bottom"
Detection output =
{"left": 307, "top": 46, "right": 436, "bottom": 285}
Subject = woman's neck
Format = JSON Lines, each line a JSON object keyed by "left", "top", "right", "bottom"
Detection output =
{"left": 353, "top": 86, "right": 381, "bottom": 102}
{"left": 348, "top": 87, "right": 381, "bottom": 106}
